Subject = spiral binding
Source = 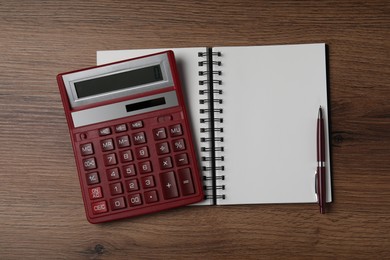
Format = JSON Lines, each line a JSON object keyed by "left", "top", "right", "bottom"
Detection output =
{"left": 198, "top": 49, "right": 225, "bottom": 204}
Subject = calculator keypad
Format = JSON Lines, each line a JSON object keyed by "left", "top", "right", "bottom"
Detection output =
{"left": 78, "top": 116, "right": 200, "bottom": 221}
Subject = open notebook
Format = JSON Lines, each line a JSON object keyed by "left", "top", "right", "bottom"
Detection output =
{"left": 97, "top": 43, "right": 332, "bottom": 206}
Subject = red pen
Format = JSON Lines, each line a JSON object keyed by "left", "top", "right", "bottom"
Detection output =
{"left": 317, "top": 106, "right": 326, "bottom": 214}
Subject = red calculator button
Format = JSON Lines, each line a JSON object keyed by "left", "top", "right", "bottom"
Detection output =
{"left": 126, "top": 179, "right": 139, "bottom": 192}
{"left": 128, "top": 193, "right": 142, "bottom": 207}
{"left": 80, "top": 143, "right": 94, "bottom": 156}
{"left": 130, "top": 120, "right": 143, "bottom": 129}
{"left": 156, "top": 142, "right": 170, "bottom": 155}
{"left": 110, "top": 197, "right": 126, "bottom": 210}
{"left": 104, "top": 153, "right": 117, "bottom": 166}
{"left": 86, "top": 172, "right": 100, "bottom": 185}
{"left": 110, "top": 182, "right": 123, "bottom": 195}
{"left": 144, "top": 190, "right": 159, "bottom": 204}
{"left": 160, "top": 171, "right": 179, "bottom": 199}
{"left": 153, "top": 127, "right": 167, "bottom": 140}
{"left": 141, "top": 175, "right": 155, "bottom": 189}
{"left": 120, "top": 150, "right": 133, "bottom": 163}
{"left": 169, "top": 124, "right": 183, "bottom": 137}
{"left": 91, "top": 201, "right": 108, "bottom": 215}
{"left": 135, "top": 146, "right": 149, "bottom": 159}
{"left": 101, "top": 138, "right": 115, "bottom": 151}
{"left": 117, "top": 135, "right": 130, "bottom": 148}
{"left": 99, "top": 127, "right": 111, "bottom": 136}
{"left": 178, "top": 168, "right": 195, "bottom": 196}
{"left": 123, "top": 164, "right": 136, "bottom": 177}
{"left": 132, "top": 132, "right": 146, "bottom": 144}
{"left": 115, "top": 123, "right": 127, "bottom": 133}
{"left": 139, "top": 161, "right": 152, "bottom": 174}
{"left": 83, "top": 157, "right": 97, "bottom": 170}
{"left": 89, "top": 186, "right": 103, "bottom": 200}
{"left": 175, "top": 153, "right": 189, "bottom": 166}
{"left": 159, "top": 156, "right": 173, "bottom": 170}
{"left": 106, "top": 167, "right": 120, "bottom": 181}
{"left": 172, "top": 139, "right": 186, "bottom": 152}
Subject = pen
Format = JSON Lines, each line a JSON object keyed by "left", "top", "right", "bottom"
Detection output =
{"left": 317, "top": 106, "right": 326, "bottom": 214}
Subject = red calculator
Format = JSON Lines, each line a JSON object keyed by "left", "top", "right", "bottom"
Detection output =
{"left": 57, "top": 51, "right": 204, "bottom": 223}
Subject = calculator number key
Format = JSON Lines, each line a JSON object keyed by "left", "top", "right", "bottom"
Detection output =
{"left": 110, "top": 197, "right": 126, "bottom": 210}
{"left": 106, "top": 168, "right": 120, "bottom": 181}
{"left": 139, "top": 161, "right": 152, "bottom": 174}
{"left": 110, "top": 182, "right": 123, "bottom": 195}
{"left": 120, "top": 150, "right": 133, "bottom": 163}
{"left": 135, "top": 146, "right": 149, "bottom": 159}
{"left": 104, "top": 153, "right": 117, "bottom": 166}
{"left": 128, "top": 193, "right": 143, "bottom": 207}
{"left": 123, "top": 164, "right": 136, "bottom": 177}
{"left": 160, "top": 171, "right": 179, "bottom": 199}
{"left": 126, "top": 179, "right": 139, "bottom": 192}
{"left": 141, "top": 175, "right": 155, "bottom": 189}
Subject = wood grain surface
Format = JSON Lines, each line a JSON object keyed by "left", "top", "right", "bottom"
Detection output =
{"left": 0, "top": 1, "right": 389, "bottom": 259}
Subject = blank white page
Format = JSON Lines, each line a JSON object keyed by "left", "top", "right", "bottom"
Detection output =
{"left": 213, "top": 44, "right": 332, "bottom": 205}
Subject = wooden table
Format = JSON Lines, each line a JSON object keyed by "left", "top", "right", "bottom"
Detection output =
{"left": 1, "top": 1, "right": 389, "bottom": 258}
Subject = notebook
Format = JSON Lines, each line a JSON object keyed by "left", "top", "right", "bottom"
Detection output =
{"left": 97, "top": 43, "right": 332, "bottom": 206}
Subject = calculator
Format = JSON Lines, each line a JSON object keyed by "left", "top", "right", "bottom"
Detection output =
{"left": 57, "top": 51, "right": 204, "bottom": 223}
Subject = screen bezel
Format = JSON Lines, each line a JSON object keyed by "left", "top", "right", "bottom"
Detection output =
{"left": 62, "top": 53, "right": 174, "bottom": 108}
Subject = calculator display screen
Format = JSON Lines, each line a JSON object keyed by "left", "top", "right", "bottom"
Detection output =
{"left": 74, "top": 65, "right": 163, "bottom": 98}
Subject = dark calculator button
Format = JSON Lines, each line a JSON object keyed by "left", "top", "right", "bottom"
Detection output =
{"left": 120, "top": 150, "right": 133, "bottom": 163}
{"left": 126, "top": 179, "right": 139, "bottom": 192}
{"left": 110, "top": 197, "right": 126, "bottom": 210}
{"left": 115, "top": 123, "right": 127, "bottom": 132}
{"left": 117, "top": 135, "right": 130, "bottom": 148}
{"left": 86, "top": 172, "right": 100, "bottom": 185}
{"left": 99, "top": 127, "right": 111, "bottom": 136}
{"left": 132, "top": 132, "right": 146, "bottom": 144}
{"left": 139, "top": 161, "right": 152, "bottom": 174}
{"left": 135, "top": 146, "right": 149, "bottom": 159}
{"left": 178, "top": 168, "right": 195, "bottom": 196}
{"left": 110, "top": 182, "right": 123, "bottom": 195}
{"left": 104, "top": 153, "right": 117, "bottom": 166}
{"left": 106, "top": 167, "right": 120, "bottom": 181}
{"left": 172, "top": 139, "right": 186, "bottom": 152}
{"left": 83, "top": 157, "right": 97, "bottom": 170}
{"left": 156, "top": 142, "right": 170, "bottom": 155}
{"left": 128, "top": 193, "right": 142, "bottom": 207}
{"left": 169, "top": 124, "right": 183, "bottom": 137}
{"left": 153, "top": 127, "right": 167, "bottom": 140}
{"left": 123, "top": 164, "right": 136, "bottom": 177}
{"left": 80, "top": 143, "right": 94, "bottom": 156}
{"left": 101, "top": 138, "right": 115, "bottom": 151}
{"left": 130, "top": 120, "right": 143, "bottom": 129}
{"left": 157, "top": 115, "right": 172, "bottom": 123}
{"left": 144, "top": 190, "right": 159, "bottom": 204}
{"left": 159, "top": 156, "right": 173, "bottom": 170}
{"left": 160, "top": 171, "right": 179, "bottom": 199}
{"left": 141, "top": 175, "right": 155, "bottom": 189}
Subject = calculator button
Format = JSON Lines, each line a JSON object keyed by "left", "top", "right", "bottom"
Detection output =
{"left": 141, "top": 175, "right": 155, "bottom": 189}
{"left": 110, "top": 182, "right": 123, "bottom": 195}
{"left": 172, "top": 139, "right": 186, "bottom": 152}
{"left": 175, "top": 153, "right": 189, "bottom": 166}
{"left": 80, "top": 143, "right": 94, "bottom": 156}
{"left": 89, "top": 186, "right": 103, "bottom": 200}
{"left": 110, "top": 197, "right": 126, "bottom": 210}
{"left": 132, "top": 132, "right": 146, "bottom": 144}
{"left": 123, "top": 164, "right": 136, "bottom": 177}
{"left": 157, "top": 115, "right": 173, "bottom": 123}
{"left": 160, "top": 171, "right": 179, "bottom": 199}
{"left": 104, "top": 153, "right": 117, "bottom": 166}
{"left": 117, "top": 135, "right": 130, "bottom": 148}
{"left": 101, "top": 138, "right": 115, "bottom": 151}
{"left": 169, "top": 124, "right": 183, "bottom": 137}
{"left": 178, "top": 168, "right": 195, "bottom": 196}
{"left": 115, "top": 123, "right": 127, "bottom": 133}
{"left": 86, "top": 172, "right": 100, "bottom": 185}
{"left": 106, "top": 168, "right": 120, "bottom": 181}
{"left": 144, "top": 190, "right": 159, "bottom": 204}
{"left": 139, "top": 161, "right": 152, "bottom": 174}
{"left": 120, "top": 150, "right": 133, "bottom": 163}
{"left": 99, "top": 127, "right": 111, "bottom": 136}
{"left": 83, "top": 157, "right": 97, "bottom": 170}
{"left": 126, "top": 179, "right": 139, "bottom": 192}
{"left": 128, "top": 193, "right": 142, "bottom": 207}
{"left": 153, "top": 127, "right": 167, "bottom": 140}
{"left": 135, "top": 146, "right": 149, "bottom": 159}
{"left": 92, "top": 201, "right": 108, "bottom": 215}
{"left": 130, "top": 120, "right": 143, "bottom": 129}
{"left": 159, "top": 156, "right": 173, "bottom": 170}
{"left": 156, "top": 142, "right": 170, "bottom": 155}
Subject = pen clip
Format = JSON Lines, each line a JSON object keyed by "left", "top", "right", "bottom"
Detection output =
{"left": 314, "top": 170, "right": 318, "bottom": 196}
